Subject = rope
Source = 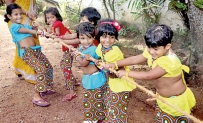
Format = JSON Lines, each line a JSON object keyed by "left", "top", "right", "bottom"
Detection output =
{"left": 46, "top": 37, "right": 203, "bottom": 123}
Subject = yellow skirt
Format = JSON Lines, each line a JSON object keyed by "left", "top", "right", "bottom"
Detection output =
{"left": 156, "top": 87, "right": 196, "bottom": 116}
{"left": 10, "top": 0, "right": 39, "bottom": 84}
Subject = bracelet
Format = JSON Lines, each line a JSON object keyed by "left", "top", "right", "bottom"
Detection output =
{"left": 58, "top": 35, "right": 64, "bottom": 39}
{"left": 60, "top": 35, "right": 65, "bottom": 39}
{"left": 114, "top": 61, "right": 118, "bottom": 70}
{"left": 32, "top": 22, "right": 37, "bottom": 29}
{"left": 40, "top": 31, "right": 44, "bottom": 37}
{"left": 35, "top": 30, "right": 38, "bottom": 36}
{"left": 32, "top": 25, "right": 37, "bottom": 29}
{"left": 75, "top": 54, "right": 81, "bottom": 61}
{"left": 126, "top": 70, "right": 130, "bottom": 77}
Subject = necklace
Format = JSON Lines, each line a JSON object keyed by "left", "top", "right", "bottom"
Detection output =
{"left": 101, "top": 46, "right": 113, "bottom": 62}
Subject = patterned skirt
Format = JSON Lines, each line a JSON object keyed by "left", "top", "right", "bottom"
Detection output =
{"left": 154, "top": 104, "right": 191, "bottom": 123}
{"left": 83, "top": 84, "right": 107, "bottom": 121}
{"left": 104, "top": 86, "right": 130, "bottom": 123}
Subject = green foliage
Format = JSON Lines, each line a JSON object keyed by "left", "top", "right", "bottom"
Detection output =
{"left": 55, "top": 0, "right": 68, "bottom": 20}
{"left": 168, "top": 0, "right": 187, "bottom": 12}
{"left": 0, "top": 5, "right": 5, "bottom": 10}
{"left": 194, "top": 0, "right": 203, "bottom": 9}
{"left": 55, "top": 0, "right": 81, "bottom": 29}
{"left": 128, "top": 0, "right": 164, "bottom": 35}
{"left": 173, "top": 27, "right": 189, "bottom": 48}
{"left": 36, "top": 0, "right": 43, "bottom": 13}
{"left": 100, "top": 0, "right": 128, "bottom": 19}
{"left": 174, "top": 27, "right": 188, "bottom": 37}
{"left": 118, "top": 21, "right": 141, "bottom": 37}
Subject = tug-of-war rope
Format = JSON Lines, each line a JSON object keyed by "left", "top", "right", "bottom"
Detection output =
{"left": 39, "top": 29, "right": 202, "bottom": 123}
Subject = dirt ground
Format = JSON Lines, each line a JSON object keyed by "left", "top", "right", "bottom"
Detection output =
{"left": 0, "top": 15, "right": 203, "bottom": 123}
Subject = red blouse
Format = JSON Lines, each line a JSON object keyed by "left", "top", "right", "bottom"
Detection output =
{"left": 52, "top": 20, "right": 78, "bottom": 52}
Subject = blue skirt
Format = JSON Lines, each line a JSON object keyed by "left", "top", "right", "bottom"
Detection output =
{"left": 82, "top": 71, "right": 106, "bottom": 89}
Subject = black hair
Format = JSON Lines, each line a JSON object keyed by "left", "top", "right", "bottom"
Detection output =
{"left": 144, "top": 24, "right": 173, "bottom": 48}
{"left": 80, "top": 7, "right": 101, "bottom": 26}
{"left": 44, "top": 7, "right": 63, "bottom": 25}
{"left": 95, "top": 18, "right": 118, "bottom": 42}
{"left": 76, "top": 22, "right": 95, "bottom": 39}
{"left": 4, "top": 3, "right": 21, "bottom": 23}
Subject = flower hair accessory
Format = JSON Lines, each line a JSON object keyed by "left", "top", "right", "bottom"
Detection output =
{"left": 98, "top": 20, "right": 122, "bottom": 32}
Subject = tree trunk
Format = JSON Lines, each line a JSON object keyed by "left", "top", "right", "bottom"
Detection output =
{"left": 187, "top": 0, "right": 203, "bottom": 66}
{"left": 102, "top": 0, "right": 111, "bottom": 18}
{"left": 108, "top": 0, "right": 115, "bottom": 20}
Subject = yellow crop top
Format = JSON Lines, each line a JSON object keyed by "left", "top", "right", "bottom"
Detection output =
{"left": 142, "top": 48, "right": 189, "bottom": 78}
{"left": 96, "top": 44, "right": 136, "bottom": 92}
{"left": 143, "top": 48, "right": 196, "bottom": 116}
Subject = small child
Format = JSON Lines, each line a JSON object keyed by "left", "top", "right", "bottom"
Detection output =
{"left": 44, "top": 7, "right": 78, "bottom": 51}
{"left": 73, "top": 22, "right": 106, "bottom": 123}
{"left": 43, "top": 7, "right": 79, "bottom": 101}
{"left": 52, "top": 7, "right": 101, "bottom": 101}
{"left": 4, "top": 3, "right": 54, "bottom": 107}
{"left": 61, "top": 7, "right": 101, "bottom": 46}
{"left": 95, "top": 19, "right": 136, "bottom": 122}
{"left": 111, "top": 24, "right": 196, "bottom": 122}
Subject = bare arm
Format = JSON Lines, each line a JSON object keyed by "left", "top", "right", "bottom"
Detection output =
{"left": 117, "top": 54, "right": 147, "bottom": 67}
{"left": 62, "top": 38, "right": 80, "bottom": 45}
{"left": 76, "top": 55, "right": 90, "bottom": 67}
{"left": 63, "top": 33, "right": 77, "bottom": 40}
{"left": 117, "top": 65, "right": 166, "bottom": 80}
{"left": 34, "top": 0, "right": 37, "bottom": 11}
{"left": 55, "top": 27, "right": 60, "bottom": 36}
{"left": 18, "top": 28, "right": 39, "bottom": 36}
{"left": 105, "top": 54, "right": 147, "bottom": 70}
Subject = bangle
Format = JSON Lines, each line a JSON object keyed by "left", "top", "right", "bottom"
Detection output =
{"left": 61, "top": 35, "right": 64, "bottom": 39}
{"left": 126, "top": 70, "right": 130, "bottom": 77}
{"left": 32, "top": 22, "right": 36, "bottom": 28}
{"left": 32, "top": 25, "right": 37, "bottom": 29}
{"left": 75, "top": 54, "right": 81, "bottom": 61}
{"left": 114, "top": 61, "right": 118, "bottom": 70}
{"left": 40, "top": 31, "right": 44, "bottom": 37}
{"left": 58, "top": 35, "right": 64, "bottom": 39}
{"left": 35, "top": 30, "right": 38, "bottom": 36}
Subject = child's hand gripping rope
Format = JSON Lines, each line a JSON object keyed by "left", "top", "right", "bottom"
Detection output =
{"left": 86, "top": 57, "right": 203, "bottom": 123}
{"left": 46, "top": 37, "right": 203, "bottom": 122}
{"left": 31, "top": 20, "right": 53, "bottom": 38}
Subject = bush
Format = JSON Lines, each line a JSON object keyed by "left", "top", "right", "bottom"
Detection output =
{"left": 118, "top": 20, "right": 141, "bottom": 37}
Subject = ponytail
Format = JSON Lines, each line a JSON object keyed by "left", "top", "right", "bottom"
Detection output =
{"left": 4, "top": 13, "right": 10, "bottom": 23}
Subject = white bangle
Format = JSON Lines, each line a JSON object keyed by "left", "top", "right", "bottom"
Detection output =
{"left": 75, "top": 55, "right": 81, "bottom": 61}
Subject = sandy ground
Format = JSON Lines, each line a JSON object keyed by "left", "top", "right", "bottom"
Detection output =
{"left": 0, "top": 15, "right": 203, "bottom": 123}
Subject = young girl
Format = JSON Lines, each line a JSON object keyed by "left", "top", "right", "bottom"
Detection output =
{"left": 95, "top": 19, "right": 136, "bottom": 122}
{"left": 48, "top": 7, "right": 102, "bottom": 101}
{"left": 44, "top": 7, "right": 79, "bottom": 101}
{"left": 4, "top": 3, "right": 54, "bottom": 107}
{"left": 73, "top": 22, "right": 106, "bottom": 123}
{"left": 61, "top": 7, "right": 101, "bottom": 47}
{"left": 6, "top": 0, "right": 39, "bottom": 84}
{"left": 110, "top": 24, "right": 196, "bottom": 122}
